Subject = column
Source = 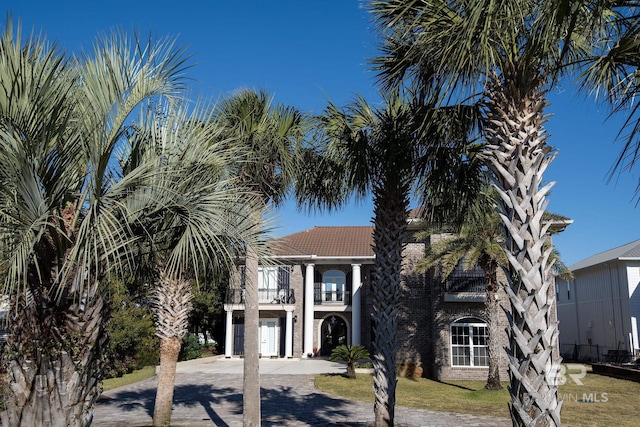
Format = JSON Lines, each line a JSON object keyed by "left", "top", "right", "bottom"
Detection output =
{"left": 285, "top": 308, "right": 294, "bottom": 358}
{"left": 304, "top": 263, "right": 315, "bottom": 357}
{"left": 224, "top": 308, "right": 233, "bottom": 358}
{"left": 351, "top": 263, "right": 361, "bottom": 346}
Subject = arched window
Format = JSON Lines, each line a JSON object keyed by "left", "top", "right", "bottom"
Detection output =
{"left": 450, "top": 318, "right": 489, "bottom": 367}
{"left": 323, "top": 270, "right": 345, "bottom": 302}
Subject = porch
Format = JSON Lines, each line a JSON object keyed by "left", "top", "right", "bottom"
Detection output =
{"left": 226, "top": 288, "right": 296, "bottom": 305}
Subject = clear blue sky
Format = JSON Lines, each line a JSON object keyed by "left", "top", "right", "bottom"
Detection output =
{"left": 5, "top": 1, "right": 638, "bottom": 267}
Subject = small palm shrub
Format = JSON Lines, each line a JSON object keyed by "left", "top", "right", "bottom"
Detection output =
{"left": 330, "top": 344, "right": 371, "bottom": 379}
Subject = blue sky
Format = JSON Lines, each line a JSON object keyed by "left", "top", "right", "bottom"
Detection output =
{"left": 5, "top": 1, "right": 639, "bottom": 266}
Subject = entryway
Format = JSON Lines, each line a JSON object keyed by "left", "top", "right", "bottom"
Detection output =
{"left": 320, "top": 315, "right": 347, "bottom": 356}
{"left": 259, "top": 319, "right": 279, "bottom": 357}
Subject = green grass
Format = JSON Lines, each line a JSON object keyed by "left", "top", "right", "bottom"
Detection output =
{"left": 102, "top": 366, "right": 156, "bottom": 391}
{"left": 314, "top": 368, "right": 640, "bottom": 427}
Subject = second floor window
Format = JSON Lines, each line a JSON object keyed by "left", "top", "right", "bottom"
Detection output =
{"left": 323, "top": 270, "right": 345, "bottom": 302}
{"left": 258, "top": 267, "right": 278, "bottom": 290}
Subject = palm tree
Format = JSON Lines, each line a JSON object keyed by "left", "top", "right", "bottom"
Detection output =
{"left": 370, "top": 1, "right": 601, "bottom": 424}
{"left": 298, "top": 88, "right": 480, "bottom": 427}
{"left": 416, "top": 189, "right": 507, "bottom": 391}
{"left": 213, "top": 88, "right": 307, "bottom": 427}
{"left": 577, "top": 3, "right": 640, "bottom": 194}
{"left": 124, "top": 103, "right": 270, "bottom": 426}
{"left": 0, "top": 24, "right": 189, "bottom": 426}
{"left": 330, "top": 344, "right": 371, "bottom": 379}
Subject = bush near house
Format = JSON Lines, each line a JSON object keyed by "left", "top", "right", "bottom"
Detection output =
{"left": 179, "top": 334, "right": 205, "bottom": 361}
{"left": 104, "top": 287, "right": 158, "bottom": 379}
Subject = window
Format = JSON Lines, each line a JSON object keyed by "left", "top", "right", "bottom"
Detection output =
{"left": 258, "top": 267, "right": 278, "bottom": 290}
{"left": 450, "top": 319, "right": 489, "bottom": 367}
{"left": 258, "top": 267, "right": 278, "bottom": 302}
{"left": 567, "top": 282, "right": 571, "bottom": 300}
{"left": 323, "top": 270, "right": 345, "bottom": 302}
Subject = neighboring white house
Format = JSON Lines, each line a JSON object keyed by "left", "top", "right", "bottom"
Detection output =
{"left": 557, "top": 239, "right": 640, "bottom": 362}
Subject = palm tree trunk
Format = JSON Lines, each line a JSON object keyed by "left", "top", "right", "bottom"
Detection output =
{"left": 347, "top": 362, "right": 357, "bottom": 380}
{"left": 151, "top": 271, "right": 193, "bottom": 427}
{"left": 371, "top": 189, "right": 408, "bottom": 427}
{"left": 153, "top": 336, "right": 181, "bottom": 426}
{"left": 484, "top": 272, "right": 503, "bottom": 391}
{"left": 484, "top": 74, "right": 562, "bottom": 426}
{"left": 1, "top": 292, "right": 107, "bottom": 427}
{"left": 243, "top": 247, "right": 261, "bottom": 427}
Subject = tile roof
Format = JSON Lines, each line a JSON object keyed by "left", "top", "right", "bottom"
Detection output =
{"left": 272, "top": 226, "right": 375, "bottom": 258}
{"left": 570, "top": 238, "right": 640, "bottom": 272}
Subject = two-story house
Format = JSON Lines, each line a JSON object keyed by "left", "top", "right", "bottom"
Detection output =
{"left": 222, "top": 217, "right": 511, "bottom": 381}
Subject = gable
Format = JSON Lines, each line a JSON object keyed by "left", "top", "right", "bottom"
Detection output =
{"left": 570, "top": 239, "right": 640, "bottom": 272}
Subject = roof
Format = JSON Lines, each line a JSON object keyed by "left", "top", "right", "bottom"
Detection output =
{"left": 570, "top": 239, "right": 640, "bottom": 272}
{"left": 272, "top": 226, "right": 374, "bottom": 258}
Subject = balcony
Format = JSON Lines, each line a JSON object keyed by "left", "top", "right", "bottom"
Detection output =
{"left": 226, "top": 288, "right": 295, "bottom": 305}
{"left": 443, "top": 273, "right": 487, "bottom": 303}
{"left": 314, "top": 282, "right": 351, "bottom": 305}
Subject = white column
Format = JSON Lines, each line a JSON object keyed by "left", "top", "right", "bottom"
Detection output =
{"left": 224, "top": 309, "right": 233, "bottom": 358}
{"left": 285, "top": 308, "right": 294, "bottom": 358}
{"left": 351, "top": 263, "right": 362, "bottom": 346}
{"left": 304, "top": 263, "right": 315, "bottom": 357}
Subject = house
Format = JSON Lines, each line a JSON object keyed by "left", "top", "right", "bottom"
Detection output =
{"left": 557, "top": 239, "right": 640, "bottom": 363}
{"left": 222, "top": 215, "right": 511, "bottom": 380}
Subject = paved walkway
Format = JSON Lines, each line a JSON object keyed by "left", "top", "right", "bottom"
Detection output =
{"left": 93, "top": 357, "right": 511, "bottom": 427}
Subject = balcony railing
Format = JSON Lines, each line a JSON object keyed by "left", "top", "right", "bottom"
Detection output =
{"left": 226, "top": 288, "right": 295, "bottom": 305}
{"left": 442, "top": 266, "right": 487, "bottom": 293}
{"left": 443, "top": 272, "right": 487, "bottom": 302}
{"left": 314, "top": 282, "right": 351, "bottom": 305}
{"left": 445, "top": 275, "right": 487, "bottom": 293}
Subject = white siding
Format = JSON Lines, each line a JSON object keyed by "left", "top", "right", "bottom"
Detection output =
{"left": 626, "top": 264, "right": 640, "bottom": 350}
{"left": 558, "top": 263, "right": 628, "bottom": 353}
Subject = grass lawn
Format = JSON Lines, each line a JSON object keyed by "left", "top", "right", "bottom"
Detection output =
{"left": 314, "top": 367, "right": 640, "bottom": 427}
{"left": 102, "top": 366, "right": 156, "bottom": 391}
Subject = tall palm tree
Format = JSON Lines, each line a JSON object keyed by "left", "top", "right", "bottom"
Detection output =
{"left": 298, "top": 88, "right": 480, "bottom": 426}
{"left": 416, "top": 189, "right": 507, "bottom": 391}
{"left": 0, "top": 24, "right": 189, "bottom": 426}
{"left": 370, "top": 1, "right": 601, "bottom": 424}
{"left": 213, "top": 88, "right": 307, "bottom": 427}
{"left": 124, "top": 103, "right": 270, "bottom": 427}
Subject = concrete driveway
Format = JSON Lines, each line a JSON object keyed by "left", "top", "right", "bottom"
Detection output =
{"left": 93, "top": 356, "right": 511, "bottom": 427}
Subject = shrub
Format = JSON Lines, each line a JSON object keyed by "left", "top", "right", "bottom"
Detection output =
{"left": 104, "top": 285, "right": 158, "bottom": 379}
{"left": 179, "top": 334, "right": 204, "bottom": 361}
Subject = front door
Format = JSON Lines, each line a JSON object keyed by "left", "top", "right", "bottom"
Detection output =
{"left": 259, "top": 319, "right": 278, "bottom": 357}
{"left": 320, "top": 315, "right": 347, "bottom": 356}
